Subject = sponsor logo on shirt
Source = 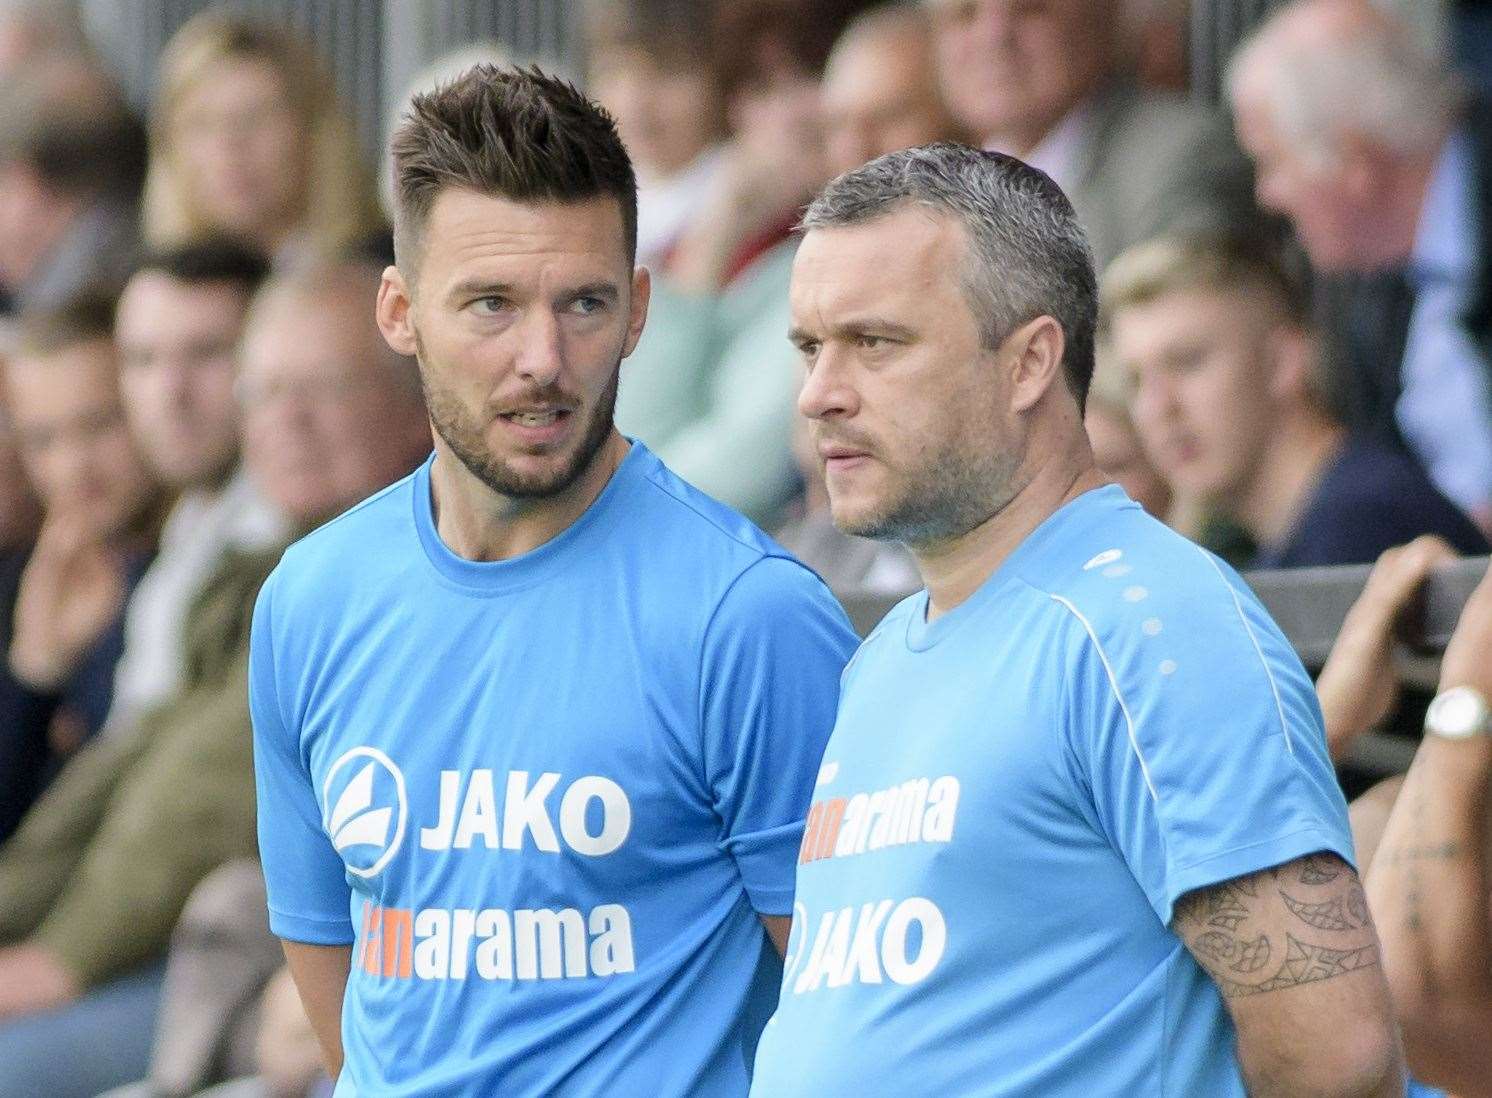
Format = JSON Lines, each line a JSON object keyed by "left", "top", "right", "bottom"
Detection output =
{"left": 799, "top": 775, "right": 961, "bottom": 863}
{"left": 322, "top": 752, "right": 639, "bottom": 985}
{"left": 323, "top": 747, "right": 408, "bottom": 878}
{"left": 358, "top": 901, "right": 636, "bottom": 982}
{"left": 782, "top": 897, "right": 947, "bottom": 993}
{"left": 788, "top": 773, "right": 963, "bottom": 993}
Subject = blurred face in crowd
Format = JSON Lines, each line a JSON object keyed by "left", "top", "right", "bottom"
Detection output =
{"left": 4, "top": 339, "right": 158, "bottom": 536}
{"left": 821, "top": 18, "right": 957, "bottom": 176}
{"left": 1230, "top": 90, "right": 1386, "bottom": 272}
{"left": 1084, "top": 400, "right": 1171, "bottom": 517}
{"left": 171, "top": 57, "right": 307, "bottom": 247}
{"left": 378, "top": 189, "right": 648, "bottom": 504}
{"left": 928, "top": 0, "right": 1115, "bottom": 149}
{"left": 590, "top": 49, "right": 720, "bottom": 180}
{"left": 240, "top": 280, "right": 428, "bottom": 525}
{"left": 115, "top": 272, "right": 248, "bottom": 490}
{"left": 793, "top": 206, "right": 1035, "bottom": 545}
{"left": 1111, "top": 286, "right": 1309, "bottom": 504}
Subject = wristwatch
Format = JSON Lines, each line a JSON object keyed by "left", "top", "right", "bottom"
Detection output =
{"left": 1424, "top": 686, "right": 1492, "bottom": 740}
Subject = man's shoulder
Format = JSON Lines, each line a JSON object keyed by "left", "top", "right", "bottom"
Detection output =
{"left": 266, "top": 470, "right": 419, "bottom": 606}
{"left": 1015, "top": 498, "right": 1263, "bottom": 657}
{"left": 632, "top": 448, "right": 809, "bottom": 576}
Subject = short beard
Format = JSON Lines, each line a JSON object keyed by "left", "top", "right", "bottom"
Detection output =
{"left": 416, "top": 331, "right": 621, "bottom": 500}
{"left": 837, "top": 442, "right": 1022, "bottom": 550}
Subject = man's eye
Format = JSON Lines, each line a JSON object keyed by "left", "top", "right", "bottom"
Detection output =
{"left": 569, "top": 296, "right": 606, "bottom": 316}
{"left": 472, "top": 296, "right": 508, "bottom": 314}
{"left": 858, "top": 335, "right": 886, "bottom": 349}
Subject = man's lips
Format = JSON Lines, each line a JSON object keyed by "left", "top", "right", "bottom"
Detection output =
{"left": 819, "top": 442, "right": 874, "bottom": 473}
{"left": 495, "top": 406, "right": 574, "bottom": 445}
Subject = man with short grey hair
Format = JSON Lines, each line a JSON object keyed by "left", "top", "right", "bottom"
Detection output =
{"left": 1229, "top": 0, "right": 1492, "bottom": 528}
{"left": 749, "top": 143, "right": 1403, "bottom": 1097}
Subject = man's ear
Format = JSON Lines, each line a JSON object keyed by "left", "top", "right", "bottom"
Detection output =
{"left": 621, "top": 266, "right": 652, "bottom": 359}
{"left": 376, "top": 266, "right": 418, "bottom": 357}
{"left": 1006, "top": 315, "right": 1068, "bottom": 414}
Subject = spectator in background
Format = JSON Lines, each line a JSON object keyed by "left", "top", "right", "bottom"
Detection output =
{"left": 819, "top": 2, "right": 964, "bottom": 179}
{"left": 614, "top": 0, "right": 874, "bottom": 525}
{"left": 1304, "top": 535, "right": 1492, "bottom": 1098}
{"left": 1229, "top": 0, "right": 1492, "bottom": 529}
{"left": 586, "top": 0, "right": 729, "bottom": 271}
{"left": 925, "top": 0, "right": 1256, "bottom": 269}
{"left": 109, "top": 241, "right": 285, "bottom": 735}
{"left": 0, "top": 60, "right": 145, "bottom": 316}
{"left": 0, "top": 260, "right": 429, "bottom": 1098}
{"left": 1105, "top": 232, "right": 1488, "bottom": 568}
{"left": 2, "top": 294, "right": 160, "bottom": 760}
{"left": 1365, "top": 551, "right": 1492, "bottom": 1098}
{"left": 142, "top": 11, "right": 384, "bottom": 266}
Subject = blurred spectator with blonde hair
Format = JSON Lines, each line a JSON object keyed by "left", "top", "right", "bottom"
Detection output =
{"left": 924, "top": 0, "right": 1255, "bottom": 269}
{"left": 1230, "top": 0, "right": 1492, "bottom": 531}
{"left": 142, "top": 11, "right": 384, "bottom": 265}
{"left": 1104, "top": 231, "right": 1488, "bottom": 568}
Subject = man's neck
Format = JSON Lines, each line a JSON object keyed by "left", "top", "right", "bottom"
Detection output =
{"left": 914, "top": 433, "right": 1106, "bottom": 621}
{"left": 1232, "top": 412, "right": 1345, "bottom": 550}
{"left": 430, "top": 431, "right": 629, "bottom": 562}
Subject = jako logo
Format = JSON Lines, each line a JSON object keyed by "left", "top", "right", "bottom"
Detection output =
{"left": 323, "top": 747, "right": 408, "bottom": 878}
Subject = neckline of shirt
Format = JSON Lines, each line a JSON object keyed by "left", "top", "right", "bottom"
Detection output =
{"left": 411, "top": 439, "right": 650, "bottom": 596}
{"left": 903, "top": 483, "right": 1131, "bottom": 652}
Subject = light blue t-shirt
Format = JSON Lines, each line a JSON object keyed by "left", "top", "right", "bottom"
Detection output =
{"left": 251, "top": 442, "right": 857, "bottom": 1097}
{"left": 750, "top": 484, "right": 1355, "bottom": 1097}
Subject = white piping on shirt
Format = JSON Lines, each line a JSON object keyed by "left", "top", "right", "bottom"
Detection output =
{"left": 1050, "top": 593, "right": 1159, "bottom": 803}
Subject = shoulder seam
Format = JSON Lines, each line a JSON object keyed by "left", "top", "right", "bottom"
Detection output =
{"left": 288, "top": 468, "right": 417, "bottom": 548}
{"left": 1048, "top": 592, "right": 1160, "bottom": 802}
{"left": 637, "top": 468, "right": 779, "bottom": 557}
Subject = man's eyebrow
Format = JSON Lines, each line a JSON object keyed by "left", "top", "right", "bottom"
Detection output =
{"left": 567, "top": 281, "right": 621, "bottom": 302}
{"left": 446, "top": 279, "right": 622, "bottom": 302}
{"left": 827, "top": 317, "right": 919, "bottom": 341}
{"left": 448, "top": 279, "right": 516, "bottom": 300}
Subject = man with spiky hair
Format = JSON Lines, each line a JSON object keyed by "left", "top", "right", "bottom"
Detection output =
{"left": 249, "top": 65, "right": 855, "bottom": 1096}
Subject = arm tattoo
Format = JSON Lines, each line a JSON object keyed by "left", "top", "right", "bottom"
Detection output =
{"left": 1173, "top": 854, "right": 1380, "bottom": 999}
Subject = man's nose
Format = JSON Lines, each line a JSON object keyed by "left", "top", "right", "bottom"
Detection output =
{"left": 514, "top": 309, "right": 565, "bottom": 387}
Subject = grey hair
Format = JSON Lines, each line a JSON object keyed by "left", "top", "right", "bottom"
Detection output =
{"left": 800, "top": 142, "right": 1098, "bottom": 412}
{"left": 1227, "top": 4, "right": 1464, "bottom": 162}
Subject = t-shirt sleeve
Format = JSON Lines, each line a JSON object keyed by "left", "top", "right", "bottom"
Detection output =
{"left": 1057, "top": 559, "right": 1356, "bottom": 925}
{"left": 699, "top": 555, "right": 858, "bottom": 915}
{"left": 251, "top": 573, "right": 354, "bottom": 944}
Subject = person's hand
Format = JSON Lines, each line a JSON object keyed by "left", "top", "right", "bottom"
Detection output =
{"left": 1438, "top": 553, "right": 1492, "bottom": 700}
{"left": 1316, "top": 536, "right": 1457, "bottom": 760}
{"left": 0, "top": 943, "right": 80, "bottom": 1019}
{"left": 8, "top": 511, "right": 127, "bottom": 692}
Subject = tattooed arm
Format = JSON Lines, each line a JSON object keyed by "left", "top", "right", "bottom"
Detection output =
{"left": 1364, "top": 558, "right": 1492, "bottom": 1097}
{"left": 1173, "top": 853, "right": 1403, "bottom": 1097}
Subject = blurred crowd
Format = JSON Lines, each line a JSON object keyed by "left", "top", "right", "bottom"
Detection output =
{"left": 0, "top": 0, "right": 1486, "bottom": 1096}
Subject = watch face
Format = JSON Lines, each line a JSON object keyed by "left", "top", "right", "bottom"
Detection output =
{"left": 1428, "top": 688, "right": 1491, "bottom": 739}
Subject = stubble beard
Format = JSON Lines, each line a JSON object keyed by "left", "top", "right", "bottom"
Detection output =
{"left": 416, "top": 330, "right": 621, "bottom": 501}
{"left": 836, "top": 438, "right": 1022, "bottom": 550}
